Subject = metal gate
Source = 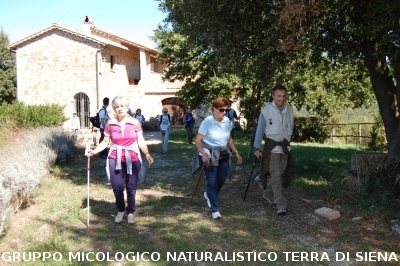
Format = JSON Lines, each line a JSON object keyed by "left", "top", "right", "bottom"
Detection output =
{"left": 74, "top": 93, "right": 90, "bottom": 128}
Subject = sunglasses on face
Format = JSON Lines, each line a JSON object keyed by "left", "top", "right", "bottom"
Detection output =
{"left": 218, "top": 108, "right": 228, "bottom": 113}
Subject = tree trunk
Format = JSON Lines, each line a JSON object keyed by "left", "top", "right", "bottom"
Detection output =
{"left": 247, "top": 83, "right": 262, "bottom": 159}
{"left": 387, "top": 53, "right": 400, "bottom": 159}
{"left": 364, "top": 48, "right": 400, "bottom": 159}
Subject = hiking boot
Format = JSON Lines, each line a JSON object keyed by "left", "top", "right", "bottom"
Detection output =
{"left": 212, "top": 211, "right": 221, "bottom": 219}
{"left": 114, "top": 211, "right": 125, "bottom": 223}
{"left": 127, "top": 213, "right": 135, "bottom": 224}
{"left": 263, "top": 190, "right": 276, "bottom": 205}
{"left": 277, "top": 207, "right": 286, "bottom": 216}
{"left": 204, "top": 192, "right": 211, "bottom": 208}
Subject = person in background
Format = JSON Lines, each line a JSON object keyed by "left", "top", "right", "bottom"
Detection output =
{"left": 177, "top": 106, "right": 184, "bottom": 125}
{"left": 99, "top": 97, "right": 110, "bottom": 159}
{"left": 127, "top": 108, "right": 134, "bottom": 117}
{"left": 70, "top": 113, "right": 80, "bottom": 141}
{"left": 183, "top": 108, "right": 195, "bottom": 144}
{"left": 253, "top": 85, "right": 294, "bottom": 216}
{"left": 225, "top": 100, "right": 239, "bottom": 139}
{"left": 134, "top": 108, "right": 145, "bottom": 128}
{"left": 158, "top": 107, "right": 172, "bottom": 154}
{"left": 87, "top": 96, "right": 154, "bottom": 224}
{"left": 195, "top": 97, "right": 243, "bottom": 220}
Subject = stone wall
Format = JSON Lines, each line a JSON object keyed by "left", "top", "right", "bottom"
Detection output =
{"left": 14, "top": 29, "right": 182, "bottom": 128}
{"left": 16, "top": 31, "right": 100, "bottom": 116}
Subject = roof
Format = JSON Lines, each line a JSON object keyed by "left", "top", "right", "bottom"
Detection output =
{"left": 7, "top": 23, "right": 157, "bottom": 53}
{"left": 90, "top": 26, "right": 158, "bottom": 55}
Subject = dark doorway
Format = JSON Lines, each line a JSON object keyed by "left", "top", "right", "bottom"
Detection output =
{"left": 74, "top": 92, "right": 90, "bottom": 128}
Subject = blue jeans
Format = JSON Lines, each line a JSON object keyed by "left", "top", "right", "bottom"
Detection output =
{"left": 108, "top": 158, "right": 140, "bottom": 214}
{"left": 201, "top": 156, "right": 230, "bottom": 213}
{"left": 161, "top": 130, "right": 170, "bottom": 152}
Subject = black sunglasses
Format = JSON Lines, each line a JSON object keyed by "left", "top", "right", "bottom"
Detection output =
{"left": 218, "top": 108, "right": 228, "bottom": 113}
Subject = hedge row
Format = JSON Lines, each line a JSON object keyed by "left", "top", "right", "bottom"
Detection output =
{"left": 0, "top": 101, "right": 67, "bottom": 129}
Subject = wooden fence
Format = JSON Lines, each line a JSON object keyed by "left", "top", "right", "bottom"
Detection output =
{"left": 322, "top": 122, "right": 376, "bottom": 144}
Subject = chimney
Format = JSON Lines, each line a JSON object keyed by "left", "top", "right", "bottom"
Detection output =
{"left": 83, "top": 15, "right": 94, "bottom": 34}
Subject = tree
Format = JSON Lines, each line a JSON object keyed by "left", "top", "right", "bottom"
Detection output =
{"left": 0, "top": 28, "right": 16, "bottom": 103}
{"left": 154, "top": 0, "right": 378, "bottom": 137}
{"left": 283, "top": 46, "right": 375, "bottom": 118}
{"left": 276, "top": 0, "right": 400, "bottom": 158}
{"left": 155, "top": 0, "right": 291, "bottom": 128}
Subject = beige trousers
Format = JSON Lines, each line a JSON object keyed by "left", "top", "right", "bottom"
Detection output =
{"left": 265, "top": 153, "right": 288, "bottom": 208}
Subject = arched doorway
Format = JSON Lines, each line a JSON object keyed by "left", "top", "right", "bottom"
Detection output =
{"left": 161, "top": 97, "right": 185, "bottom": 125}
{"left": 74, "top": 92, "right": 90, "bottom": 128}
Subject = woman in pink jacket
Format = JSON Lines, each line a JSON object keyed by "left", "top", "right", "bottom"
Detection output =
{"left": 87, "top": 96, "right": 154, "bottom": 224}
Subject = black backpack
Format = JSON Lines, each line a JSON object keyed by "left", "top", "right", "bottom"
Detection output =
{"left": 89, "top": 107, "right": 104, "bottom": 128}
{"left": 159, "top": 114, "right": 171, "bottom": 125}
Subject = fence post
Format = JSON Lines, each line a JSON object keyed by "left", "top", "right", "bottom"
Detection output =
{"left": 358, "top": 124, "right": 362, "bottom": 144}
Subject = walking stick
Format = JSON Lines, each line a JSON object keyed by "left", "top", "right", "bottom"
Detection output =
{"left": 243, "top": 157, "right": 258, "bottom": 202}
{"left": 190, "top": 163, "right": 205, "bottom": 204}
{"left": 84, "top": 137, "right": 92, "bottom": 227}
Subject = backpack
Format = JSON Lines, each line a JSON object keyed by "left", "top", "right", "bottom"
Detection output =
{"left": 226, "top": 109, "right": 235, "bottom": 120}
{"left": 159, "top": 114, "right": 171, "bottom": 126}
{"left": 89, "top": 107, "right": 104, "bottom": 128}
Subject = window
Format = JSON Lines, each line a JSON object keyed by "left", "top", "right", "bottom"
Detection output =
{"left": 110, "top": 55, "right": 115, "bottom": 70}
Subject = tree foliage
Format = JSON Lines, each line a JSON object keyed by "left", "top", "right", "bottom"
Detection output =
{"left": 155, "top": 1, "right": 375, "bottom": 118}
{"left": 276, "top": 0, "right": 400, "bottom": 158}
{"left": 0, "top": 29, "right": 16, "bottom": 103}
{"left": 154, "top": 0, "right": 288, "bottom": 128}
{"left": 154, "top": 0, "right": 390, "bottom": 152}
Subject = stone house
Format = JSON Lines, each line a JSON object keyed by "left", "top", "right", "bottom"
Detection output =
{"left": 7, "top": 16, "right": 185, "bottom": 129}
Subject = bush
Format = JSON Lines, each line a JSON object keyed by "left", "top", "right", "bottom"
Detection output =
{"left": 0, "top": 101, "right": 67, "bottom": 128}
{"left": 292, "top": 117, "right": 330, "bottom": 143}
{"left": 339, "top": 158, "right": 400, "bottom": 201}
{"left": 0, "top": 127, "right": 75, "bottom": 235}
{"left": 368, "top": 115, "right": 387, "bottom": 151}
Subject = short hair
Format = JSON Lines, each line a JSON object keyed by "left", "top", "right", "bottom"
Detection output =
{"left": 103, "top": 97, "right": 110, "bottom": 105}
{"left": 162, "top": 107, "right": 168, "bottom": 112}
{"left": 211, "top": 97, "right": 230, "bottom": 109}
{"left": 111, "top": 96, "right": 129, "bottom": 109}
{"left": 271, "top": 85, "right": 287, "bottom": 94}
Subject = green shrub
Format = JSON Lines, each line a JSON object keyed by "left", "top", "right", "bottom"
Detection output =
{"left": 292, "top": 117, "right": 330, "bottom": 143}
{"left": 368, "top": 115, "right": 387, "bottom": 151}
{"left": 0, "top": 101, "right": 67, "bottom": 128}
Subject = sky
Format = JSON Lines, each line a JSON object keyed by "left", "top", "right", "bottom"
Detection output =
{"left": 0, "top": 0, "right": 167, "bottom": 48}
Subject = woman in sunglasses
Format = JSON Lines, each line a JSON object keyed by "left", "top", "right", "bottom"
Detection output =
{"left": 195, "top": 97, "right": 243, "bottom": 219}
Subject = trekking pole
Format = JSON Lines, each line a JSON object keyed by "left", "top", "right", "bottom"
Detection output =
{"left": 243, "top": 157, "right": 258, "bottom": 202}
{"left": 190, "top": 163, "right": 205, "bottom": 204}
{"left": 85, "top": 136, "right": 92, "bottom": 227}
